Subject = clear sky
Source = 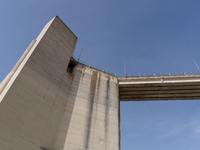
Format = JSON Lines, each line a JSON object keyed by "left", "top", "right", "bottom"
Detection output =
{"left": 1, "top": 0, "right": 200, "bottom": 149}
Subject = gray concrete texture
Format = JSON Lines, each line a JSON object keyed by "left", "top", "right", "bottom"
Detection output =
{"left": 0, "top": 16, "right": 120, "bottom": 150}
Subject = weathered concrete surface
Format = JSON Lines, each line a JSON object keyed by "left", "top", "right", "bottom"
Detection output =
{"left": 119, "top": 75, "right": 200, "bottom": 101}
{"left": 0, "top": 16, "right": 77, "bottom": 150}
{"left": 56, "top": 65, "right": 119, "bottom": 150}
{"left": 0, "top": 16, "right": 120, "bottom": 150}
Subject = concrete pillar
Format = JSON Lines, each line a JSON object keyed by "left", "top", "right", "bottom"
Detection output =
{"left": 55, "top": 65, "right": 119, "bottom": 150}
{"left": 0, "top": 16, "right": 120, "bottom": 150}
{"left": 0, "top": 16, "right": 77, "bottom": 150}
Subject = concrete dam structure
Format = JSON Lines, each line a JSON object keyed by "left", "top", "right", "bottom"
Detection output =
{"left": 1, "top": 16, "right": 200, "bottom": 150}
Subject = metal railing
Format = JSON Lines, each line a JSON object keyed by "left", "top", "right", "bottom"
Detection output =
{"left": 117, "top": 72, "right": 200, "bottom": 78}
{"left": 72, "top": 56, "right": 117, "bottom": 77}
{"left": 72, "top": 56, "right": 200, "bottom": 78}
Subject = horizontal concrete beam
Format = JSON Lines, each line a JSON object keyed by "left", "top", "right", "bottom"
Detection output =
{"left": 119, "top": 75, "right": 200, "bottom": 101}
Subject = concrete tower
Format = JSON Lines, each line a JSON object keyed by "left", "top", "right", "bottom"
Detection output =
{"left": 0, "top": 16, "right": 120, "bottom": 150}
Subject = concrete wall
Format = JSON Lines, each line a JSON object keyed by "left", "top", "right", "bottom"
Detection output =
{"left": 0, "top": 16, "right": 120, "bottom": 150}
{"left": 0, "top": 16, "right": 77, "bottom": 150}
{"left": 55, "top": 65, "right": 119, "bottom": 150}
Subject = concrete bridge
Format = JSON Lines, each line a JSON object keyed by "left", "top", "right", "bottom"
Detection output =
{"left": 119, "top": 75, "right": 200, "bottom": 101}
{"left": 0, "top": 16, "right": 200, "bottom": 150}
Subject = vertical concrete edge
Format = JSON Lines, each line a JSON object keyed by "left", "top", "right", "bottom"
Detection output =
{"left": 0, "top": 39, "right": 36, "bottom": 94}
{"left": 0, "top": 17, "right": 57, "bottom": 101}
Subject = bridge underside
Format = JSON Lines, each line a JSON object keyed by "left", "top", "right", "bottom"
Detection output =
{"left": 119, "top": 75, "right": 200, "bottom": 101}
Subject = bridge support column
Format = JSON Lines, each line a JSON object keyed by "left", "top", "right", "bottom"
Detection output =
{"left": 0, "top": 16, "right": 120, "bottom": 150}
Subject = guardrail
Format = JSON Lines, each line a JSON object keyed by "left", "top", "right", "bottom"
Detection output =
{"left": 72, "top": 56, "right": 117, "bottom": 77}
{"left": 117, "top": 72, "right": 200, "bottom": 78}
{"left": 72, "top": 56, "right": 200, "bottom": 78}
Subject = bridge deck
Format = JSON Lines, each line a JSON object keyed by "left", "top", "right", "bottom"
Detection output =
{"left": 118, "top": 75, "right": 200, "bottom": 101}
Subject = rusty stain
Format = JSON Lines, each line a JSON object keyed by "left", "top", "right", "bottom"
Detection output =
{"left": 66, "top": 70, "right": 74, "bottom": 79}
{"left": 83, "top": 66, "right": 87, "bottom": 72}
{"left": 104, "top": 74, "right": 109, "bottom": 79}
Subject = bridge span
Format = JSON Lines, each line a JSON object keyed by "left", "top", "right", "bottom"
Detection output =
{"left": 119, "top": 75, "right": 200, "bottom": 101}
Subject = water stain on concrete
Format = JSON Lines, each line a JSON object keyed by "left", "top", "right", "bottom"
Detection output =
{"left": 104, "top": 76, "right": 110, "bottom": 150}
{"left": 83, "top": 71, "right": 98, "bottom": 149}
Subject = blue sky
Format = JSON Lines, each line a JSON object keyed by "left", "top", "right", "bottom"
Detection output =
{"left": 1, "top": 0, "right": 200, "bottom": 149}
